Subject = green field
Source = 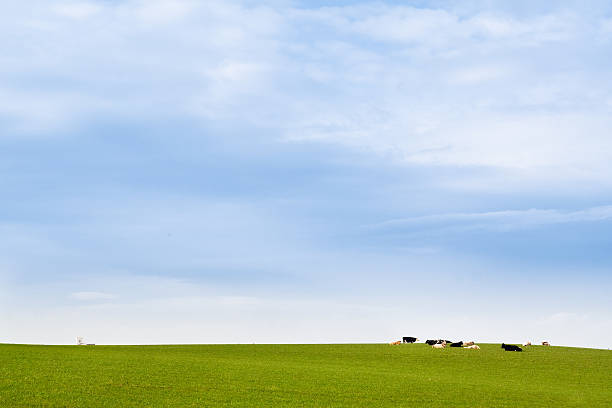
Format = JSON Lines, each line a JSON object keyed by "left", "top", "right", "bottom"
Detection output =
{"left": 1, "top": 343, "right": 610, "bottom": 407}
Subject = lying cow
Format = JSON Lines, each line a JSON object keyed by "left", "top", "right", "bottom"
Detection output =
{"left": 402, "top": 337, "right": 418, "bottom": 343}
{"left": 425, "top": 339, "right": 446, "bottom": 345}
{"left": 389, "top": 340, "right": 401, "bottom": 345}
{"left": 463, "top": 341, "right": 475, "bottom": 347}
{"left": 450, "top": 341, "right": 464, "bottom": 348}
{"left": 464, "top": 345, "right": 480, "bottom": 349}
{"left": 432, "top": 341, "right": 446, "bottom": 349}
{"left": 501, "top": 343, "right": 523, "bottom": 352}
{"left": 542, "top": 341, "right": 550, "bottom": 346}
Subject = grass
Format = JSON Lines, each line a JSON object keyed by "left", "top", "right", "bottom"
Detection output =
{"left": 1, "top": 343, "right": 610, "bottom": 407}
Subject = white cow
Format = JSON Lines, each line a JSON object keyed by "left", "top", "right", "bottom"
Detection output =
{"left": 464, "top": 345, "right": 480, "bottom": 349}
{"left": 432, "top": 341, "right": 446, "bottom": 349}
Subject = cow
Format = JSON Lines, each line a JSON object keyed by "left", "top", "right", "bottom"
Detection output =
{"left": 501, "top": 343, "right": 523, "bottom": 352}
{"left": 425, "top": 340, "right": 437, "bottom": 345}
{"left": 542, "top": 341, "right": 550, "bottom": 346}
{"left": 463, "top": 341, "right": 475, "bottom": 347}
{"left": 524, "top": 342, "right": 532, "bottom": 346}
{"left": 389, "top": 340, "right": 401, "bottom": 345}
{"left": 450, "top": 341, "right": 464, "bottom": 348}
{"left": 464, "top": 345, "right": 480, "bottom": 349}
{"left": 432, "top": 341, "right": 446, "bottom": 349}
{"left": 402, "top": 337, "right": 418, "bottom": 343}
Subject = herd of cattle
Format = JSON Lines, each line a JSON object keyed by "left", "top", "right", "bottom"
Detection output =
{"left": 389, "top": 337, "right": 551, "bottom": 351}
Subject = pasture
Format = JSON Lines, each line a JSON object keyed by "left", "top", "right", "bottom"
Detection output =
{"left": 1, "top": 343, "right": 610, "bottom": 407}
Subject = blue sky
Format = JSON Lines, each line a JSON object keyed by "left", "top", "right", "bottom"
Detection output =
{"left": 1, "top": 0, "right": 612, "bottom": 347}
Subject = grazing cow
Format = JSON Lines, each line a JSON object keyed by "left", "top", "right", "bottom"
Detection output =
{"left": 450, "top": 341, "right": 464, "bottom": 348}
{"left": 523, "top": 342, "right": 532, "bottom": 346}
{"left": 402, "top": 337, "right": 418, "bottom": 343}
{"left": 432, "top": 341, "right": 446, "bottom": 349}
{"left": 464, "top": 345, "right": 480, "bottom": 350}
{"left": 542, "top": 341, "right": 550, "bottom": 346}
{"left": 389, "top": 340, "right": 401, "bottom": 345}
{"left": 464, "top": 341, "right": 475, "bottom": 347}
{"left": 501, "top": 343, "right": 523, "bottom": 352}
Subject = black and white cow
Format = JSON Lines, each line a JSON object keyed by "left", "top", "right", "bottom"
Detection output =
{"left": 426, "top": 339, "right": 449, "bottom": 345}
{"left": 402, "top": 337, "right": 418, "bottom": 343}
{"left": 501, "top": 343, "right": 523, "bottom": 352}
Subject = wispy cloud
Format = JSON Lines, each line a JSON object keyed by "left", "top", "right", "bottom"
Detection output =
{"left": 70, "top": 292, "right": 116, "bottom": 301}
{"left": 373, "top": 205, "right": 612, "bottom": 232}
{"left": 2, "top": 0, "right": 611, "bottom": 189}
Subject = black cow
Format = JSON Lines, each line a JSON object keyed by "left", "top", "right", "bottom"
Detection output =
{"left": 402, "top": 337, "right": 417, "bottom": 343}
{"left": 425, "top": 340, "right": 437, "bottom": 345}
{"left": 501, "top": 343, "right": 523, "bottom": 352}
{"left": 450, "top": 341, "right": 463, "bottom": 347}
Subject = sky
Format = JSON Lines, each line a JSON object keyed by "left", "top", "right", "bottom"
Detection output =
{"left": 1, "top": 0, "right": 612, "bottom": 348}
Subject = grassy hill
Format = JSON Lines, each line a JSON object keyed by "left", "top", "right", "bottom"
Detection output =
{"left": 1, "top": 343, "right": 610, "bottom": 407}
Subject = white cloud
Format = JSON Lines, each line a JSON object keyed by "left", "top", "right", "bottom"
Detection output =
{"left": 1, "top": 1, "right": 611, "bottom": 185}
{"left": 373, "top": 205, "right": 612, "bottom": 232}
{"left": 447, "top": 65, "right": 512, "bottom": 84}
{"left": 70, "top": 291, "right": 116, "bottom": 301}
{"left": 0, "top": 0, "right": 285, "bottom": 134}
{"left": 54, "top": 2, "right": 102, "bottom": 20}
{"left": 544, "top": 312, "right": 589, "bottom": 324}
{"left": 296, "top": 6, "right": 577, "bottom": 48}
{"left": 348, "top": 7, "right": 460, "bottom": 44}
{"left": 599, "top": 18, "right": 612, "bottom": 39}
{"left": 132, "top": 0, "right": 196, "bottom": 25}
